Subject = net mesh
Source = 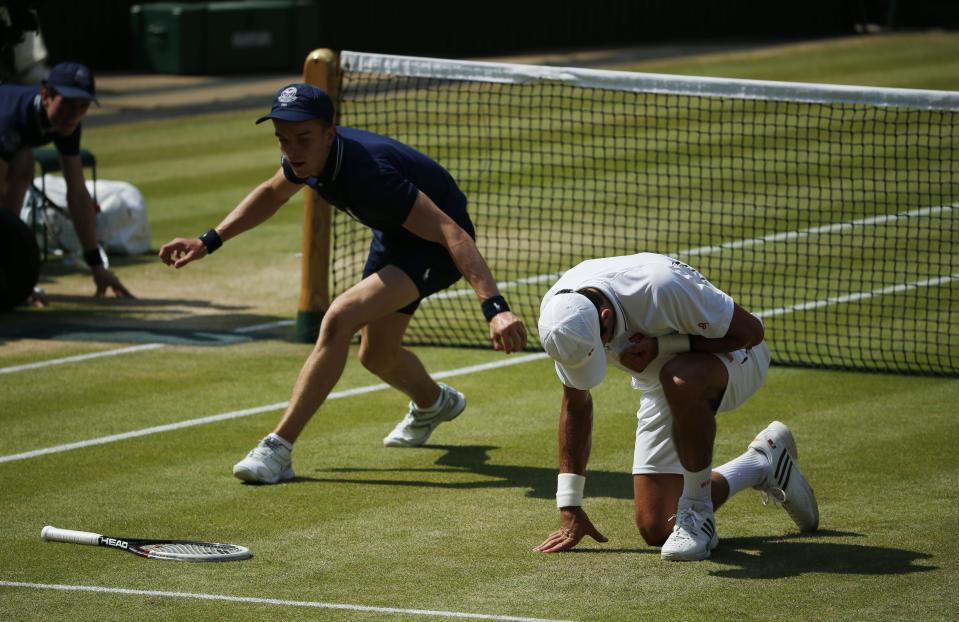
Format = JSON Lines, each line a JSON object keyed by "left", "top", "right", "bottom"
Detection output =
{"left": 328, "top": 52, "right": 958, "bottom": 376}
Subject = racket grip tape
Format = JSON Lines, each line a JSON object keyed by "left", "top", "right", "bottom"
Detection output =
{"left": 42, "top": 526, "right": 102, "bottom": 546}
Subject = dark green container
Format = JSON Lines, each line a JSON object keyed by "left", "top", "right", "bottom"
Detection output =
{"left": 130, "top": 1, "right": 322, "bottom": 75}
{"left": 130, "top": 3, "right": 206, "bottom": 74}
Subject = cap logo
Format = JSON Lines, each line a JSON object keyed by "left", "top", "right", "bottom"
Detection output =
{"left": 75, "top": 67, "right": 89, "bottom": 85}
{"left": 278, "top": 87, "right": 297, "bottom": 105}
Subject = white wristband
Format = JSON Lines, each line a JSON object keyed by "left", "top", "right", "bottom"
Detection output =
{"left": 556, "top": 473, "right": 586, "bottom": 508}
{"left": 658, "top": 333, "right": 691, "bottom": 355}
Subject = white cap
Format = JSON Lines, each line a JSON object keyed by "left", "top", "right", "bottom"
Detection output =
{"left": 538, "top": 293, "right": 606, "bottom": 390}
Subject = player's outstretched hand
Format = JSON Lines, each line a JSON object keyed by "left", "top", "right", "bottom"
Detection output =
{"left": 159, "top": 237, "right": 208, "bottom": 269}
{"left": 489, "top": 311, "right": 527, "bottom": 354}
{"left": 533, "top": 507, "right": 608, "bottom": 553}
{"left": 92, "top": 266, "right": 135, "bottom": 298}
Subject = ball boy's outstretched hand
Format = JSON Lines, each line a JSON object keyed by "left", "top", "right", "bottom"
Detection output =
{"left": 159, "top": 238, "right": 208, "bottom": 269}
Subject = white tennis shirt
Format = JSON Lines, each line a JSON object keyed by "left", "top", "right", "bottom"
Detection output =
{"left": 541, "top": 253, "right": 735, "bottom": 390}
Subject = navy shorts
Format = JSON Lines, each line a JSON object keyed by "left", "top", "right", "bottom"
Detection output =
{"left": 363, "top": 234, "right": 471, "bottom": 315}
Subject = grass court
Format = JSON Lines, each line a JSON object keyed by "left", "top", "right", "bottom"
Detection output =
{"left": 1, "top": 32, "right": 958, "bottom": 621}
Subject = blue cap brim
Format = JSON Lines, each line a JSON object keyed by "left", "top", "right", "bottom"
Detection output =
{"left": 46, "top": 84, "right": 98, "bottom": 104}
{"left": 255, "top": 110, "right": 325, "bottom": 124}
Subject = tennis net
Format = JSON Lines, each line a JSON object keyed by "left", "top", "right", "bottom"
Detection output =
{"left": 331, "top": 51, "right": 958, "bottom": 376}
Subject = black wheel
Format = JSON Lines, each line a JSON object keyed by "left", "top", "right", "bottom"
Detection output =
{"left": 0, "top": 208, "right": 41, "bottom": 311}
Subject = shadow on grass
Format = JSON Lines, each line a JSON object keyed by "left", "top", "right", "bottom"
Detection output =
{"left": 299, "top": 445, "right": 937, "bottom": 578}
{"left": 709, "top": 531, "right": 936, "bottom": 578}
{"left": 560, "top": 530, "right": 935, "bottom": 578}
{"left": 300, "top": 444, "right": 634, "bottom": 501}
{"left": 0, "top": 293, "right": 295, "bottom": 346}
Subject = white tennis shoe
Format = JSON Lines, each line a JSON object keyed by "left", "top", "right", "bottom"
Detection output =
{"left": 232, "top": 436, "right": 294, "bottom": 484}
{"left": 661, "top": 500, "right": 719, "bottom": 561}
{"left": 383, "top": 383, "right": 466, "bottom": 447}
{"left": 749, "top": 421, "right": 819, "bottom": 532}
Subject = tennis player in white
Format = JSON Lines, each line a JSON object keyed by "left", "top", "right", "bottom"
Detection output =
{"left": 533, "top": 253, "right": 818, "bottom": 561}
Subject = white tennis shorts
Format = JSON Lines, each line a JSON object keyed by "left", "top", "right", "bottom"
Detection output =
{"left": 632, "top": 341, "right": 771, "bottom": 475}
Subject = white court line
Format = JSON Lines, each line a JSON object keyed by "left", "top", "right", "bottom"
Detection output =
{"left": 5, "top": 266, "right": 954, "bottom": 465}
{"left": 0, "top": 343, "right": 165, "bottom": 375}
{"left": 233, "top": 319, "right": 295, "bottom": 333}
{"left": 676, "top": 203, "right": 956, "bottom": 258}
{"left": 0, "top": 581, "right": 573, "bottom": 622}
{"left": 4, "top": 264, "right": 952, "bottom": 465}
{"left": 3, "top": 203, "right": 952, "bottom": 373}
{"left": 0, "top": 320, "right": 295, "bottom": 375}
{"left": 756, "top": 274, "right": 959, "bottom": 318}
{"left": 428, "top": 203, "right": 958, "bottom": 300}
{"left": 0, "top": 353, "right": 548, "bottom": 464}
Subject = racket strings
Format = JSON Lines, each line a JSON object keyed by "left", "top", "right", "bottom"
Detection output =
{"left": 146, "top": 542, "right": 244, "bottom": 556}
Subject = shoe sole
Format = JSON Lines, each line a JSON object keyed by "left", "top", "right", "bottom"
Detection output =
{"left": 383, "top": 392, "right": 467, "bottom": 448}
{"left": 753, "top": 421, "right": 819, "bottom": 532}
{"left": 233, "top": 465, "right": 295, "bottom": 484}
{"left": 785, "top": 467, "right": 819, "bottom": 532}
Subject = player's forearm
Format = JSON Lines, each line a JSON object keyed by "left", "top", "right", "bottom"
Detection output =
{"left": 558, "top": 389, "right": 593, "bottom": 475}
{"left": 688, "top": 304, "right": 764, "bottom": 353}
{"left": 65, "top": 191, "right": 99, "bottom": 251}
{"left": 215, "top": 182, "right": 286, "bottom": 241}
{"left": 445, "top": 232, "right": 500, "bottom": 300}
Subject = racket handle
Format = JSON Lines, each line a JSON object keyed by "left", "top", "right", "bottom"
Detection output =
{"left": 42, "top": 526, "right": 102, "bottom": 546}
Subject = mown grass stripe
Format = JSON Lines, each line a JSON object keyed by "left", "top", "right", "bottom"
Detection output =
{"left": 0, "top": 353, "right": 548, "bottom": 464}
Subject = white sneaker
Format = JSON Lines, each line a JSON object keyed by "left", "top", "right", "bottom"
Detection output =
{"left": 661, "top": 500, "right": 719, "bottom": 561}
{"left": 383, "top": 383, "right": 466, "bottom": 447}
{"left": 749, "top": 421, "right": 819, "bottom": 532}
{"left": 232, "top": 436, "right": 294, "bottom": 484}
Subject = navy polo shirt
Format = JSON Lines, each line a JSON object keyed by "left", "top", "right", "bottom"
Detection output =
{"left": 0, "top": 85, "right": 81, "bottom": 160}
{"left": 280, "top": 126, "right": 473, "bottom": 250}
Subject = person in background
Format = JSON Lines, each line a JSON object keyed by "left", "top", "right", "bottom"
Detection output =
{"left": 0, "top": 61, "right": 133, "bottom": 301}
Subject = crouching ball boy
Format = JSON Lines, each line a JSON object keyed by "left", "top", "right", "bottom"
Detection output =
{"left": 533, "top": 252, "right": 818, "bottom": 561}
{"left": 160, "top": 84, "right": 527, "bottom": 483}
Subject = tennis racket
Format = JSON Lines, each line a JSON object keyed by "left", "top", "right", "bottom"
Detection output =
{"left": 41, "top": 525, "right": 252, "bottom": 562}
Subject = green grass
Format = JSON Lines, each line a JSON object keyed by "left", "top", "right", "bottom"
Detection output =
{"left": 616, "top": 31, "right": 959, "bottom": 91}
{"left": 1, "top": 32, "right": 958, "bottom": 621}
{"left": 1, "top": 347, "right": 958, "bottom": 621}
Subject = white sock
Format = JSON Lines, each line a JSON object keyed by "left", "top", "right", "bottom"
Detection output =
{"left": 415, "top": 386, "right": 444, "bottom": 412}
{"left": 681, "top": 465, "right": 713, "bottom": 508}
{"left": 267, "top": 433, "right": 292, "bottom": 450}
{"left": 715, "top": 448, "right": 768, "bottom": 497}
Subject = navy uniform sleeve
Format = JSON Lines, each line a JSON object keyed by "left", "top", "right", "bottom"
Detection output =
{"left": 0, "top": 129, "right": 22, "bottom": 161}
{"left": 53, "top": 125, "right": 81, "bottom": 157}
{"left": 280, "top": 156, "right": 305, "bottom": 184}
{"left": 350, "top": 161, "right": 420, "bottom": 229}
{"left": 0, "top": 113, "right": 23, "bottom": 161}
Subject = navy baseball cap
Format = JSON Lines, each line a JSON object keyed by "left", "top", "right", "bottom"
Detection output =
{"left": 255, "top": 83, "right": 334, "bottom": 124}
{"left": 43, "top": 62, "right": 98, "bottom": 103}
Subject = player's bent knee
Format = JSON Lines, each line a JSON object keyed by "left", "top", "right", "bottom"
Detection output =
{"left": 659, "top": 356, "right": 716, "bottom": 400}
{"left": 317, "top": 303, "right": 361, "bottom": 345}
{"left": 635, "top": 516, "right": 670, "bottom": 546}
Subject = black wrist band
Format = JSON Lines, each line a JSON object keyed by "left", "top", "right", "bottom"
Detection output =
{"left": 199, "top": 228, "right": 223, "bottom": 254}
{"left": 83, "top": 247, "right": 104, "bottom": 268}
{"left": 481, "top": 295, "right": 510, "bottom": 322}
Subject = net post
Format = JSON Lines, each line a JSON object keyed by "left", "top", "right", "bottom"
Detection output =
{"left": 295, "top": 48, "right": 338, "bottom": 343}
